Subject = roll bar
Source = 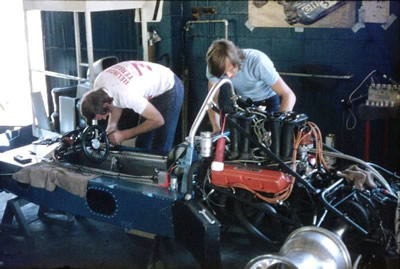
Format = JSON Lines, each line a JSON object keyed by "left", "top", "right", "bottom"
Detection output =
{"left": 187, "top": 79, "right": 235, "bottom": 144}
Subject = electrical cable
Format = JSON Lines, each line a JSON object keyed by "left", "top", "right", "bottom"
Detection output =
{"left": 287, "top": 121, "right": 330, "bottom": 203}
{"left": 345, "top": 108, "right": 357, "bottom": 131}
{"left": 345, "top": 70, "right": 377, "bottom": 131}
{"left": 293, "top": 122, "right": 329, "bottom": 172}
{"left": 348, "top": 70, "right": 376, "bottom": 102}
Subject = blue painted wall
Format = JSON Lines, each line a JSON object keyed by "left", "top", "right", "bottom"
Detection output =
{"left": 42, "top": 1, "right": 400, "bottom": 170}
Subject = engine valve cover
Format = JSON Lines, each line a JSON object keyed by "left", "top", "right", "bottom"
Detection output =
{"left": 211, "top": 165, "right": 290, "bottom": 194}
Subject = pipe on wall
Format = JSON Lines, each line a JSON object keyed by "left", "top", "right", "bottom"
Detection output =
{"left": 184, "top": 20, "right": 354, "bottom": 80}
{"left": 186, "top": 19, "right": 229, "bottom": 40}
{"left": 280, "top": 72, "right": 353, "bottom": 80}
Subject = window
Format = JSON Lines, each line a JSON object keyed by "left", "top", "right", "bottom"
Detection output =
{"left": 0, "top": 0, "right": 46, "bottom": 127}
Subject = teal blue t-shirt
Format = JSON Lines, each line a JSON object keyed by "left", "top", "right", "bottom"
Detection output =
{"left": 206, "top": 49, "right": 279, "bottom": 102}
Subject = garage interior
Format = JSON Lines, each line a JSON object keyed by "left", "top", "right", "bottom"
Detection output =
{"left": 0, "top": 1, "right": 399, "bottom": 269}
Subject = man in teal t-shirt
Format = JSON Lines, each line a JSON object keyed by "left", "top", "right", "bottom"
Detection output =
{"left": 206, "top": 39, "right": 296, "bottom": 134}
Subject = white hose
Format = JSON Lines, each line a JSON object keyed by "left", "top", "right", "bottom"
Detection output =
{"left": 396, "top": 190, "right": 400, "bottom": 254}
{"left": 309, "top": 149, "right": 397, "bottom": 197}
{"left": 352, "top": 254, "right": 362, "bottom": 269}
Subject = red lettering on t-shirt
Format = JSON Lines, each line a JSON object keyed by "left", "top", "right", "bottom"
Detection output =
{"left": 105, "top": 62, "right": 154, "bottom": 84}
{"left": 139, "top": 63, "right": 152, "bottom": 71}
{"left": 132, "top": 62, "right": 153, "bottom": 76}
{"left": 132, "top": 63, "right": 143, "bottom": 76}
{"left": 106, "top": 65, "right": 135, "bottom": 85}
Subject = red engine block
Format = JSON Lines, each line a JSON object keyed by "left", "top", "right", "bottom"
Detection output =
{"left": 211, "top": 165, "right": 290, "bottom": 194}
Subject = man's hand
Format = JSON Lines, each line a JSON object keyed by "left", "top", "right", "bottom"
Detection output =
{"left": 106, "top": 126, "right": 117, "bottom": 134}
{"left": 108, "top": 103, "right": 164, "bottom": 145}
{"left": 107, "top": 129, "right": 126, "bottom": 145}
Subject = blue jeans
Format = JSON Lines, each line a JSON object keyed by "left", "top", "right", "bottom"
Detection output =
{"left": 219, "top": 84, "right": 281, "bottom": 113}
{"left": 253, "top": 94, "right": 280, "bottom": 112}
{"left": 135, "top": 75, "right": 184, "bottom": 154}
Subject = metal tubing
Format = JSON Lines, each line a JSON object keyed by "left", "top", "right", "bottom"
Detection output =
{"left": 85, "top": 11, "right": 95, "bottom": 88}
{"left": 23, "top": 10, "right": 37, "bottom": 135}
{"left": 31, "top": 69, "right": 84, "bottom": 81}
{"left": 187, "top": 19, "right": 229, "bottom": 40}
{"left": 320, "top": 178, "right": 368, "bottom": 235}
{"left": 141, "top": 9, "right": 149, "bottom": 61}
{"left": 182, "top": 79, "right": 235, "bottom": 193}
{"left": 279, "top": 72, "right": 353, "bottom": 80}
{"left": 73, "top": 12, "right": 82, "bottom": 78}
{"left": 187, "top": 79, "right": 235, "bottom": 145}
{"left": 332, "top": 190, "right": 357, "bottom": 208}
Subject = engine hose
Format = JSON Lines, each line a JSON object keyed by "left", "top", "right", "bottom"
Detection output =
{"left": 310, "top": 149, "right": 397, "bottom": 197}
{"left": 396, "top": 190, "right": 400, "bottom": 255}
{"left": 227, "top": 114, "right": 240, "bottom": 160}
{"left": 322, "top": 145, "right": 400, "bottom": 182}
{"left": 367, "top": 162, "right": 400, "bottom": 180}
{"left": 238, "top": 113, "right": 255, "bottom": 160}
{"left": 233, "top": 194, "right": 279, "bottom": 245}
{"left": 352, "top": 254, "right": 362, "bottom": 269}
{"left": 215, "top": 193, "right": 237, "bottom": 224}
{"left": 323, "top": 143, "right": 342, "bottom": 154}
{"left": 280, "top": 120, "right": 295, "bottom": 159}
{"left": 267, "top": 118, "right": 281, "bottom": 157}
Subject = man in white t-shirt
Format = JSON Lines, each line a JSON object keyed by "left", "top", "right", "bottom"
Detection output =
{"left": 80, "top": 60, "right": 184, "bottom": 154}
{"left": 206, "top": 39, "right": 296, "bottom": 134}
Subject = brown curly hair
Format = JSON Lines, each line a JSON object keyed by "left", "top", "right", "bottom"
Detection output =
{"left": 80, "top": 88, "right": 113, "bottom": 122}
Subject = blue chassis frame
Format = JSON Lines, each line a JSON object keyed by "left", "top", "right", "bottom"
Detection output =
{"left": 0, "top": 166, "right": 180, "bottom": 238}
{"left": 0, "top": 79, "right": 234, "bottom": 268}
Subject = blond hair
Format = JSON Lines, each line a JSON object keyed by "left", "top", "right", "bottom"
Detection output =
{"left": 206, "top": 39, "right": 245, "bottom": 78}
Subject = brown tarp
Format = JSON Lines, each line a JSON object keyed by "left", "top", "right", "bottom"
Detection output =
{"left": 12, "top": 162, "right": 98, "bottom": 198}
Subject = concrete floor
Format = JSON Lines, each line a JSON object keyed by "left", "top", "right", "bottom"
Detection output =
{"left": 0, "top": 191, "right": 266, "bottom": 269}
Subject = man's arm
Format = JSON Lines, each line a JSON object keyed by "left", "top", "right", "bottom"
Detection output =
{"left": 106, "top": 106, "right": 123, "bottom": 133}
{"left": 207, "top": 80, "right": 221, "bottom": 134}
{"left": 108, "top": 102, "right": 164, "bottom": 145}
{"left": 271, "top": 77, "right": 296, "bottom": 111}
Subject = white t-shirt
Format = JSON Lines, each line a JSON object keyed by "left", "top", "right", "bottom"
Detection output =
{"left": 94, "top": 61, "right": 175, "bottom": 114}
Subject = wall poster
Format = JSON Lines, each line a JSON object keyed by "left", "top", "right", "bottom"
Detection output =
{"left": 362, "top": 1, "right": 390, "bottom": 23}
{"left": 248, "top": 1, "right": 356, "bottom": 28}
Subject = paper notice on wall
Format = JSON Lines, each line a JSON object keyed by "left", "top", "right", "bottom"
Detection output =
{"left": 248, "top": 1, "right": 356, "bottom": 28}
{"left": 362, "top": 1, "right": 390, "bottom": 23}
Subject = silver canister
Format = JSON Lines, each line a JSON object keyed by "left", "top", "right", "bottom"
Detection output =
{"left": 325, "top": 133, "right": 336, "bottom": 167}
{"left": 325, "top": 133, "right": 336, "bottom": 148}
{"left": 200, "top": 131, "right": 213, "bottom": 158}
{"left": 169, "top": 175, "right": 178, "bottom": 190}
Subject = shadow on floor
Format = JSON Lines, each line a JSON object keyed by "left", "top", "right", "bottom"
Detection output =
{"left": 0, "top": 192, "right": 267, "bottom": 269}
